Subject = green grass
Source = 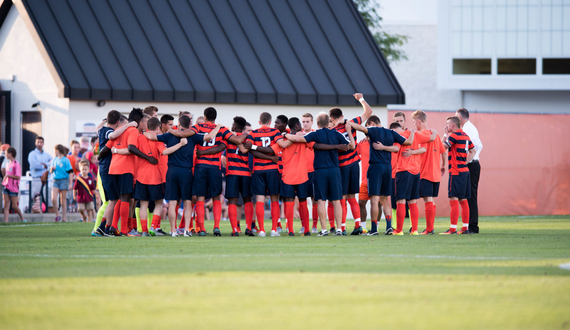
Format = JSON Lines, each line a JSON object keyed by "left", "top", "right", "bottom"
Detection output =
{"left": 1, "top": 216, "right": 569, "bottom": 329}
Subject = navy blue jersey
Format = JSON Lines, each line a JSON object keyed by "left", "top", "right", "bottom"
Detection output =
{"left": 157, "top": 130, "right": 204, "bottom": 169}
{"left": 304, "top": 128, "right": 348, "bottom": 169}
{"left": 366, "top": 127, "right": 406, "bottom": 164}
{"left": 98, "top": 126, "right": 114, "bottom": 171}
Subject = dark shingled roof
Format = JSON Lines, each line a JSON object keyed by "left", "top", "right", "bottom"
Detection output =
{"left": 12, "top": 0, "right": 404, "bottom": 105}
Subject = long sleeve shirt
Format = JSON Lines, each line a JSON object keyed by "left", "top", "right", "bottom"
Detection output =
{"left": 462, "top": 121, "right": 483, "bottom": 162}
{"left": 28, "top": 148, "right": 53, "bottom": 178}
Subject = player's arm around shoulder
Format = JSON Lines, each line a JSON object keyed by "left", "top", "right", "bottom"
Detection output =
{"left": 109, "top": 121, "right": 137, "bottom": 140}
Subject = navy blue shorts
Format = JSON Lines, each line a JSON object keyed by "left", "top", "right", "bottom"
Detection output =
{"left": 135, "top": 200, "right": 156, "bottom": 212}
{"left": 112, "top": 173, "right": 134, "bottom": 196}
{"left": 193, "top": 166, "right": 223, "bottom": 198}
{"left": 419, "top": 179, "right": 440, "bottom": 198}
{"left": 165, "top": 166, "right": 193, "bottom": 201}
{"left": 281, "top": 180, "right": 310, "bottom": 199}
{"left": 251, "top": 170, "right": 280, "bottom": 196}
{"left": 100, "top": 167, "right": 119, "bottom": 201}
{"left": 340, "top": 162, "right": 360, "bottom": 195}
{"left": 225, "top": 175, "right": 252, "bottom": 199}
{"left": 448, "top": 172, "right": 471, "bottom": 199}
{"left": 367, "top": 163, "right": 392, "bottom": 196}
{"left": 395, "top": 171, "right": 420, "bottom": 201}
{"left": 134, "top": 181, "right": 164, "bottom": 201}
{"left": 313, "top": 167, "right": 343, "bottom": 201}
{"left": 307, "top": 172, "right": 315, "bottom": 198}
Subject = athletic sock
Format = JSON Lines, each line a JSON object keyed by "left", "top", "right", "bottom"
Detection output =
{"left": 396, "top": 203, "right": 406, "bottom": 233}
{"left": 148, "top": 210, "right": 153, "bottom": 227}
{"left": 255, "top": 202, "right": 265, "bottom": 232}
{"left": 371, "top": 220, "right": 378, "bottom": 233}
{"left": 361, "top": 221, "right": 367, "bottom": 231}
{"left": 271, "top": 201, "right": 280, "bottom": 231}
{"left": 347, "top": 198, "right": 360, "bottom": 228}
{"left": 312, "top": 203, "right": 318, "bottom": 228}
{"left": 424, "top": 202, "right": 435, "bottom": 232}
{"left": 285, "top": 201, "right": 295, "bottom": 233}
{"left": 112, "top": 200, "right": 122, "bottom": 229}
{"left": 129, "top": 217, "right": 137, "bottom": 233}
{"left": 460, "top": 200, "right": 470, "bottom": 230}
{"left": 385, "top": 215, "right": 392, "bottom": 230}
{"left": 244, "top": 202, "right": 254, "bottom": 232}
{"left": 152, "top": 214, "right": 161, "bottom": 229}
{"left": 98, "top": 218, "right": 106, "bottom": 231}
{"left": 179, "top": 212, "right": 185, "bottom": 229}
{"left": 213, "top": 200, "right": 222, "bottom": 229}
{"left": 141, "top": 219, "right": 148, "bottom": 233}
{"left": 327, "top": 202, "right": 335, "bottom": 228}
{"left": 340, "top": 199, "right": 347, "bottom": 231}
{"left": 134, "top": 207, "right": 142, "bottom": 232}
{"left": 409, "top": 203, "right": 419, "bottom": 232}
{"left": 94, "top": 201, "right": 108, "bottom": 231}
{"left": 119, "top": 202, "right": 130, "bottom": 234}
{"left": 298, "top": 201, "right": 309, "bottom": 232}
{"left": 228, "top": 204, "right": 238, "bottom": 234}
{"left": 196, "top": 201, "right": 205, "bottom": 232}
{"left": 449, "top": 200, "right": 459, "bottom": 233}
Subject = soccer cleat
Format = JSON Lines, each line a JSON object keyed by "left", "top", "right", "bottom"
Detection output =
{"left": 258, "top": 231, "right": 266, "bottom": 237}
{"left": 384, "top": 227, "right": 394, "bottom": 235}
{"left": 91, "top": 230, "right": 99, "bottom": 237}
{"left": 419, "top": 230, "right": 434, "bottom": 235}
{"left": 270, "top": 230, "right": 280, "bottom": 237}
{"left": 350, "top": 227, "right": 363, "bottom": 235}
{"left": 109, "top": 226, "right": 118, "bottom": 236}
{"left": 170, "top": 231, "right": 179, "bottom": 237}
{"left": 191, "top": 229, "right": 196, "bottom": 234}
{"left": 97, "top": 227, "right": 113, "bottom": 237}
{"left": 317, "top": 230, "right": 328, "bottom": 236}
{"left": 330, "top": 227, "right": 336, "bottom": 233}
{"left": 334, "top": 230, "right": 343, "bottom": 236}
{"left": 367, "top": 230, "right": 379, "bottom": 236}
{"left": 252, "top": 228, "right": 258, "bottom": 234}
{"left": 288, "top": 232, "right": 295, "bottom": 237}
{"left": 392, "top": 230, "right": 404, "bottom": 236}
{"left": 199, "top": 231, "right": 206, "bottom": 237}
{"left": 156, "top": 228, "right": 167, "bottom": 236}
{"left": 342, "top": 230, "right": 347, "bottom": 236}
{"left": 142, "top": 232, "right": 151, "bottom": 237}
{"left": 213, "top": 228, "right": 222, "bottom": 236}
{"left": 410, "top": 230, "right": 419, "bottom": 236}
{"left": 176, "top": 228, "right": 184, "bottom": 235}
{"left": 183, "top": 230, "right": 192, "bottom": 237}
{"left": 149, "top": 227, "right": 156, "bottom": 236}
{"left": 439, "top": 229, "right": 456, "bottom": 235}
{"left": 276, "top": 226, "right": 283, "bottom": 234}
{"left": 231, "top": 232, "right": 239, "bottom": 237}
{"left": 127, "top": 230, "right": 141, "bottom": 237}
{"left": 458, "top": 229, "right": 470, "bottom": 234}
{"left": 303, "top": 231, "right": 311, "bottom": 236}
{"left": 311, "top": 227, "right": 318, "bottom": 234}
{"left": 118, "top": 232, "right": 127, "bottom": 237}
{"left": 245, "top": 229, "right": 255, "bottom": 237}
{"left": 55, "top": 216, "right": 61, "bottom": 222}
{"left": 298, "top": 227, "right": 305, "bottom": 234}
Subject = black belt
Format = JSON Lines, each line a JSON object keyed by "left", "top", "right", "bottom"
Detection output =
{"left": 469, "top": 160, "right": 479, "bottom": 164}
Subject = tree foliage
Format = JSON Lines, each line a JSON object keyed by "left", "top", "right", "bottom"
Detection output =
{"left": 353, "top": 0, "right": 408, "bottom": 63}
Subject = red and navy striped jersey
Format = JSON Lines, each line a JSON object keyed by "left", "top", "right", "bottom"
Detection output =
{"left": 192, "top": 123, "right": 231, "bottom": 169}
{"left": 226, "top": 132, "right": 251, "bottom": 177}
{"left": 246, "top": 126, "right": 283, "bottom": 172}
{"left": 333, "top": 116, "right": 362, "bottom": 167}
{"left": 445, "top": 129, "right": 473, "bottom": 175}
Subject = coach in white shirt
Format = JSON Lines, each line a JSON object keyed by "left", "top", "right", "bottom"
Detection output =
{"left": 456, "top": 108, "right": 482, "bottom": 233}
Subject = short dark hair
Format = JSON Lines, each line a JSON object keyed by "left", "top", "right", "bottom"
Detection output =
{"left": 457, "top": 108, "right": 470, "bottom": 120}
{"left": 245, "top": 122, "right": 252, "bottom": 127}
{"left": 366, "top": 115, "right": 380, "bottom": 125}
{"left": 447, "top": 116, "right": 461, "bottom": 128}
{"left": 128, "top": 108, "right": 144, "bottom": 124}
{"left": 35, "top": 136, "right": 44, "bottom": 142}
{"left": 233, "top": 116, "right": 246, "bottom": 132}
{"left": 107, "top": 110, "right": 121, "bottom": 125}
{"left": 160, "top": 114, "right": 174, "bottom": 125}
{"left": 276, "top": 115, "right": 288, "bottom": 125}
{"left": 179, "top": 115, "right": 191, "bottom": 129}
{"left": 204, "top": 107, "right": 217, "bottom": 121}
{"left": 6, "top": 147, "right": 16, "bottom": 157}
{"left": 144, "top": 106, "right": 158, "bottom": 115}
{"left": 302, "top": 113, "right": 313, "bottom": 120}
{"left": 147, "top": 117, "right": 161, "bottom": 131}
{"left": 120, "top": 115, "right": 128, "bottom": 123}
{"left": 288, "top": 117, "right": 300, "bottom": 130}
{"left": 389, "top": 122, "right": 401, "bottom": 129}
{"left": 393, "top": 112, "right": 406, "bottom": 120}
{"left": 329, "top": 108, "right": 343, "bottom": 120}
{"left": 70, "top": 140, "right": 79, "bottom": 146}
{"left": 259, "top": 112, "right": 272, "bottom": 125}
{"left": 90, "top": 136, "right": 98, "bottom": 144}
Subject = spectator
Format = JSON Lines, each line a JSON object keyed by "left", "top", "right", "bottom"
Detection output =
{"left": 67, "top": 140, "right": 81, "bottom": 177}
{"left": 3, "top": 147, "right": 25, "bottom": 223}
{"left": 51, "top": 144, "right": 73, "bottom": 222}
{"left": 73, "top": 160, "right": 96, "bottom": 222}
{"left": 28, "top": 136, "right": 53, "bottom": 179}
{"left": 1, "top": 144, "right": 10, "bottom": 179}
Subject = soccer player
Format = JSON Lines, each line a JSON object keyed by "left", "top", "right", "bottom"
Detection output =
{"left": 301, "top": 113, "right": 319, "bottom": 233}
{"left": 329, "top": 93, "right": 373, "bottom": 235}
{"left": 411, "top": 110, "right": 447, "bottom": 235}
{"left": 246, "top": 112, "right": 289, "bottom": 237}
{"left": 440, "top": 116, "right": 475, "bottom": 235}
{"left": 284, "top": 113, "right": 353, "bottom": 236}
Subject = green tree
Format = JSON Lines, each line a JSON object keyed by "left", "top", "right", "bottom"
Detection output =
{"left": 354, "top": 0, "right": 408, "bottom": 63}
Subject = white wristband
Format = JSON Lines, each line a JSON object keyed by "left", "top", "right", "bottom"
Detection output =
{"left": 359, "top": 97, "right": 365, "bottom": 103}
{"left": 251, "top": 145, "right": 258, "bottom": 150}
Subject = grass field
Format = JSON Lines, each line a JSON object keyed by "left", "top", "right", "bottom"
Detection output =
{"left": 1, "top": 216, "right": 569, "bottom": 330}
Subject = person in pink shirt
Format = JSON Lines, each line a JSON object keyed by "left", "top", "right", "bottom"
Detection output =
{"left": 3, "top": 147, "right": 25, "bottom": 223}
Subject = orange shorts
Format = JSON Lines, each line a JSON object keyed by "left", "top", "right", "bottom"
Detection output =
{"left": 358, "top": 181, "right": 369, "bottom": 201}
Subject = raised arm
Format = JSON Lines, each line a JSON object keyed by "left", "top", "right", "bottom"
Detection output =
{"left": 348, "top": 122, "right": 368, "bottom": 135}
{"left": 345, "top": 122, "right": 356, "bottom": 150}
{"left": 109, "top": 121, "right": 137, "bottom": 140}
{"left": 168, "top": 128, "right": 195, "bottom": 138}
{"left": 354, "top": 93, "right": 373, "bottom": 122}
{"left": 163, "top": 138, "right": 187, "bottom": 156}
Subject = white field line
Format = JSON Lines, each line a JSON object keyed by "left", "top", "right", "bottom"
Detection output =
{"left": 0, "top": 223, "right": 79, "bottom": 227}
{"left": 559, "top": 263, "right": 570, "bottom": 270}
{"left": 0, "top": 252, "right": 566, "bottom": 262}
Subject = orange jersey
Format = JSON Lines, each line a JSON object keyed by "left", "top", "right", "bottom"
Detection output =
{"left": 391, "top": 143, "right": 399, "bottom": 178}
{"left": 303, "top": 130, "right": 315, "bottom": 172}
{"left": 271, "top": 141, "right": 313, "bottom": 185}
{"left": 333, "top": 116, "right": 362, "bottom": 167}
{"left": 357, "top": 139, "right": 370, "bottom": 183}
{"left": 246, "top": 126, "right": 283, "bottom": 172}
{"left": 226, "top": 133, "right": 251, "bottom": 177}
{"left": 446, "top": 129, "right": 473, "bottom": 175}
{"left": 136, "top": 135, "right": 165, "bottom": 185}
{"left": 419, "top": 129, "right": 445, "bottom": 182}
{"left": 67, "top": 155, "right": 80, "bottom": 176}
{"left": 395, "top": 130, "right": 431, "bottom": 175}
{"left": 107, "top": 127, "right": 139, "bottom": 175}
{"left": 193, "top": 123, "right": 231, "bottom": 168}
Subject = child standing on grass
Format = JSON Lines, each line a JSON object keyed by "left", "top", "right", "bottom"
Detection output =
{"left": 73, "top": 160, "right": 96, "bottom": 222}
{"left": 51, "top": 144, "right": 74, "bottom": 222}
{"left": 2, "top": 147, "right": 25, "bottom": 223}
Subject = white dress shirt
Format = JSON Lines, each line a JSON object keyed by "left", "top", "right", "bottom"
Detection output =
{"left": 462, "top": 120, "right": 483, "bottom": 162}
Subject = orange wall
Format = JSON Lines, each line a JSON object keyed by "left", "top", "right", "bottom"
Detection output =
{"left": 386, "top": 110, "right": 570, "bottom": 216}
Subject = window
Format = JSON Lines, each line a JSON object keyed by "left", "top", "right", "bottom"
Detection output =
{"left": 498, "top": 58, "right": 536, "bottom": 74}
{"left": 543, "top": 58, "right": 570, "bottom": 74}
{"left": 453, "top": 59, "right": 491, "bottom": 74}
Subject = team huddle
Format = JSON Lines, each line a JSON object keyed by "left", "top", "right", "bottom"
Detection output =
{"left": 90, "top": 93, "right": 475, "bottom": 238}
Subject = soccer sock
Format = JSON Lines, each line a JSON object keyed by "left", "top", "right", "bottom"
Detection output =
{"left": 460, "top": 200, "right": 470, "bottom": 230}
{"left": 119, "top": 202, "right": 130, "bottom": 234}
{"left": 152, "top": 214, "right": 161, "bottom": 229}
{"left": 340, "top": 199, "right": 347, "bottom": 231}
{"left": 327, "top": 202, "right": 335, "bottom": 228}
{"left": 98, "top": 218, "right": 106, "bottom": 231}
{"left": 271, "top": 201, "right": 280, "bottom": 231}
{"left": 135, "top": 207, "right": 142, "bottom": 232}
{"left": 361, "top": 221, "right": 367, "bottom": 230}
{"left": 385, "top": 215, "right": 392, "bottom": 230}
{"left": 347, "top": 198, "right": 360, "bottom": 228}
{"left": 112, "top": 200, "right": 122, "bottom": 229}
{"left": 196, "top": 201, "right": 205, "bottom": 232}
{"left": 255, "top": 202, "right": 265, "bottom": 232}
{"left": 299, "top": 201, "right": 309, "bottom": 232}
{"left": 371, "top": 219, "right": 378, "bottom": 233}
{"left": 244, "top": 202, "right": 254, "bottom": 232}
{"left": 285, "top": 201, "right": 295, "bottom": 233}
{"left": 409, "top": 203, "right": 419, "bottom": 232}
{"left": 179, "top": 212, "right": 185, "bottom": 229}
{"left": 129, "top": 217, "right": 137, "bottom": 232}
{"left": 190, "top": 207, "right": 195, "bottom": 230}
{"left": 396, "top": 203, "right": 406, "bottom": 233}
{"left": 94, "top": 200, "right": 108, "bottom": 231}
{"left": 312, "top": 204, "right": 318, "bottom": 228}
{"left": 141, "top": 218, "right": 148, "bottom": 233}
{"left": 213, "top": 200, "right": 222, "bottom": 229}
{"left": 424, "top": 202, "right": 435, "bottom": 232}
{"left": 228, "top": 204, "right": 238, "bottom": 234}
{"left": 449, "top": 200, "right": 459, "bottom": 233}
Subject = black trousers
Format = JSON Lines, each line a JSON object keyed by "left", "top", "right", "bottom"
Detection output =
{"left": 467, "top": 161, "right": 481, "bottom": 233}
